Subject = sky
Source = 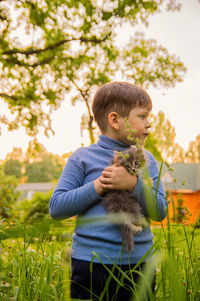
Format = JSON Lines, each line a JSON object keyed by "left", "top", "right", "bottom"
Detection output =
{"left": 0, "top": 0, "right": 200, "bottom": 160}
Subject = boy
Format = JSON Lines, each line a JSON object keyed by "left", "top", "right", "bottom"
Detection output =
{"left": 49, "top": 82, "right": 167, "bottom": 300}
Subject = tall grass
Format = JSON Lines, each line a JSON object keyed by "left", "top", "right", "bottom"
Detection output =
{"left": 1, "top": 184, "right": 200, "bottom": 300}
{"left": 1, "top": 216, "right": 199, "bottom": 300}
{"left": 0, "top": 219, "right": 74, "bottom": 301}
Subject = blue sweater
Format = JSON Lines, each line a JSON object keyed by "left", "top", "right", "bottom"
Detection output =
{"left": 49, "top": 135, "right": 167, "bottom": 264}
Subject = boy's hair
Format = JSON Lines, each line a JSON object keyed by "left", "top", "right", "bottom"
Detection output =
{"left": 92, "top": 81, "right": 152, "bottom": 133}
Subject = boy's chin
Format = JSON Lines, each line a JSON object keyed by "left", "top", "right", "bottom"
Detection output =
{"left": 127, "top": 139, "right": 144, "bottom": 147}
{"left": 119, "top": 136, "right": 144, "bottom": 146}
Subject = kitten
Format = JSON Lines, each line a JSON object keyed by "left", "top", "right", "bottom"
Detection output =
{"left": 102, "top": 147, "right": 147, "bottom": 253}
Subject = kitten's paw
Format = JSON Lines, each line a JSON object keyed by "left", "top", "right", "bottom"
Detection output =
{"left": 140, "top": 217, "right": 148, "bottom": 228}
{"left": 130, "top": 224, "right": 142, "bottom": 234}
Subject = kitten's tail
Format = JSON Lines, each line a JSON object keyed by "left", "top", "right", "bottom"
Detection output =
{"left": 120, "top": 224, "right": 134, "bottom": 253}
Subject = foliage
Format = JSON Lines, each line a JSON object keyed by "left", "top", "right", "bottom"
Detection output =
{"left": 0, "top": 170, "right": 20, "bottom": 218}
{"left": 145, "top": 112, "right": 200, "bottom": 163}
{"left": 1, "top": 141, "right": 64, "bottom": 182}
{"left": 195, "top": 215, "right": 200, "bottom": 228}
{"left": 4, "top": 159, "right": 22, "bottom": 179}
{"left": 5, "top": 147, "right": 24, "bottom": 162}
{"left": 18, "top": 190, "right": 52, "bottom": 223}
{"left": 0, "top": 219, "right": 73, "bottom": 301}
{"left": 24, "top": 140, "right": 64, "bottom": 182}
{"left": 25, "top": 139, "right": 48, "bottom": 162}
{"left": 144, "top": 132, "right": 163, "bottom": 161}
{"left": 145, "top": 111, "right": 186, "bottom": 163}
{"left": 171, "top": 193, "right": 190, "bottom": 224}
{"left": 0, "top": 0, "right": 186, "bottom": 143}
{"left": 25, "top": 155, "right": 63, "bottom": 182}
{"left": 149, "top": 111, "right": 176, "bottom": 159}
{"left": 153, "top": 225, "right": 200, "bottom": 301}
{"left": 185, "top": 134, "right": 200, "bottom": 163}
{"left": 0, "top": 219, "right": 200, "bottom": 300}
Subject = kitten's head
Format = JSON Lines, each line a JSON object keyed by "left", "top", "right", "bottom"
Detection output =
{"left": 114, "top": 147, "right": 145, "bottom": 175}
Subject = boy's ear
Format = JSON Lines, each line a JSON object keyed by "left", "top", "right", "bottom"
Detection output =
{"left": 108, "top": 112, "right": 120, "bottom": 130}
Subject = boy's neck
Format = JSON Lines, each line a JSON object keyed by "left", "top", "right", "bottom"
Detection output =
{"left": 101, "top": 129, "right": 119, "bottom": 141}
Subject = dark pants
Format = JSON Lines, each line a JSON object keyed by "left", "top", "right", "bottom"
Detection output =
{"left": 70, "top": 258, "right": 156, "bottom": 301}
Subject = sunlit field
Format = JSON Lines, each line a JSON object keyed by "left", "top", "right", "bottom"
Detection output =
{"left": 0, "top": 215, "right": 200, "bottom": 301}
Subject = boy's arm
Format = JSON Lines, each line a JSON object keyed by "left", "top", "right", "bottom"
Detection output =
{"left": 49, "top": 156, "right": 99, "bottom": 219}
{"left": 49, "top": 151, "right": 134, "bottom": 219}
{"left": 131, "top": 152, "right": 167, "bottom": 221}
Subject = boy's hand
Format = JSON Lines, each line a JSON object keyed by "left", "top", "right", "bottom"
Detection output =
{"left": 94, "top": 177, "right": 107, "bottom": 196}
{"left": 95, "top": 164, "right": 137, "bottom": 195}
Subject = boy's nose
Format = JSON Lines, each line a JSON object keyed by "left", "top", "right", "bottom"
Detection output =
{"left": 146, "top": 120, "right": 151, "bottom": 128}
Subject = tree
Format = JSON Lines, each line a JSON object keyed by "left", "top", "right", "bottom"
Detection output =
{"left": 24, "top": 140, "right": 64, "bottom": 182}
{"left": 4, "top": 159, "right": 22, "bottom": 179}
{"left": 5, "top": 147, "right": 24, "bottom": 162}
{"left": 0, "top": 0, "right": 186, "bottom": 143}
{"left": 25, "top": 139, "right": 48, "bottom": 163}
{"left": 0, "top": 141, "right": 65, "bottom": 183}
{"left": 144, "top": 132, "right": 163, "bottom": 162}
{"left": 185, "top": 135, "right": 200, "bottom": 163}
{"left": 169, "top": 142, "right": 185, "bottom": 163}
{"left": 25, "top": 154, "right": 63, "bottom": 182}
{"left": 145, "top": 111, "right": 185, "bottom": 163}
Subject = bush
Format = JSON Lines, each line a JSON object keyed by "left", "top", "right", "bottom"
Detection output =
{"left": 18, "top": 191, "right": 53, "bottom": 224}
{"left": 0, "top": 170, "right": 20, "bottom": 219}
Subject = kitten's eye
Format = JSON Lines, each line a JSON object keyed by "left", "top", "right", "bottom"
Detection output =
{"left": 134, "top": 161, "right": 140, "bottom": 169}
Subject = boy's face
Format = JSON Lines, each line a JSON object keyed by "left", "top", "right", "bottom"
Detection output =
{"left": 118, "top": 106, "right": 151, "bottom": 146}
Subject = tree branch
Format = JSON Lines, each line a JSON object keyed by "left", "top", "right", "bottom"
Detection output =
{"left": 3, "top": 35, "right": 110, "bottom": 56}
{"left": 4, "top": 54, "right": 55, "bottom": 67}
{"left": 0, "top": 93, "right": 17, "bottom": 100}
{"left": 71, "top": 80, "right": 95, "bottom": 144}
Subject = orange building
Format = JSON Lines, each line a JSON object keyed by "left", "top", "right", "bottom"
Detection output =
{"left": 157, "top": 163, "right": 200, "bottom": 225}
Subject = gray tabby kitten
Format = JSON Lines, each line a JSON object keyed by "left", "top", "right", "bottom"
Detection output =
{"left": 102, "top": 147, "right": 147, "bottom": 253}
